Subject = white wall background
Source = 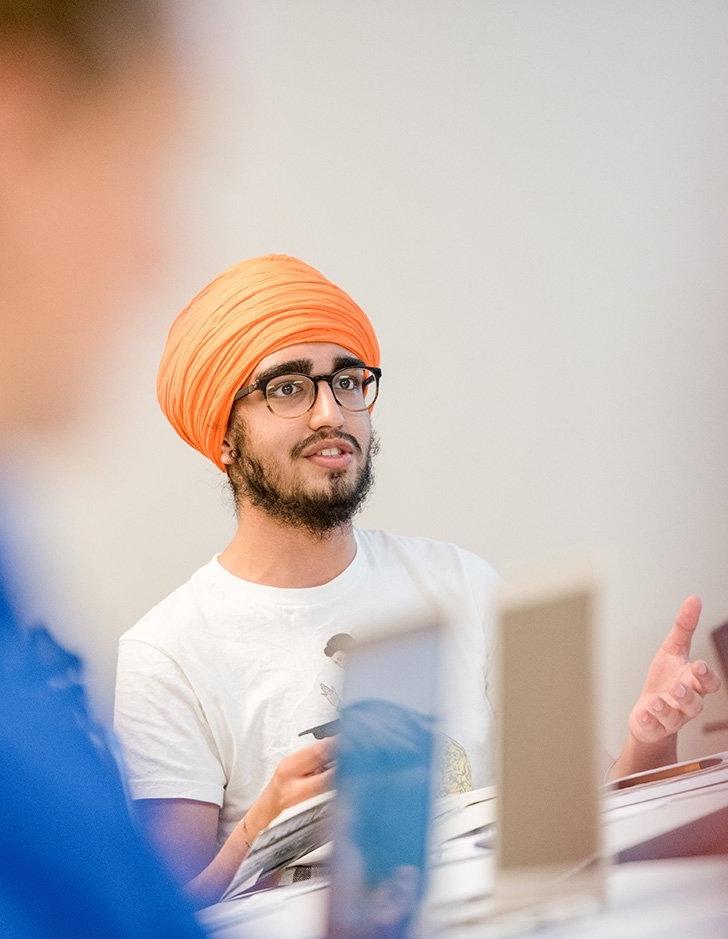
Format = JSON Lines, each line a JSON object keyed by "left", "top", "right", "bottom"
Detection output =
{"left": 12, "top": 0, "right": 728, "bottom": 761}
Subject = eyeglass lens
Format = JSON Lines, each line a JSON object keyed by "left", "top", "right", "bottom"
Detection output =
{"left": 265, "top": 367, "right": 378, "bottom": 417}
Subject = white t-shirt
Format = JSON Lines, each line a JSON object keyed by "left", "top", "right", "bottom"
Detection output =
{"left": 114, "top": 529, "right": 499, "bottom": 844}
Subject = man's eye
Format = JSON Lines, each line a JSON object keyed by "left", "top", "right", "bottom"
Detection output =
{"left": 335, "top": 373, "right": 362, "bottom": 392}
{"left": 269, "top": 379, "right": 306, "bottom": 398}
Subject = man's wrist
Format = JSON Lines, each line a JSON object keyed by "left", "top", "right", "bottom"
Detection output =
{"left": 243, "top": 794, "right": 276, "bottom": 842}
{"left": 239, "top": 815, "right": 254, "bottom": 849}
{"left": 621, "top": 731, "right": 678, "bottom": 775}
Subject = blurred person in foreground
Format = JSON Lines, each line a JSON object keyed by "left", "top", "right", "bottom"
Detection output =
{"left": 0, "top": 2, "right": 204, "bottom": 933}
{"left": 115, "top": 254, "right": 721, "bottom": 908}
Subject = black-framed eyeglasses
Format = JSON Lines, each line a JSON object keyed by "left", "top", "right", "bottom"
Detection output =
{"left": 233, "top": 365, "right": 382, "bottom": 418}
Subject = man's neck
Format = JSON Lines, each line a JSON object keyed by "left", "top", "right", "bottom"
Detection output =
{"left": 218, "top": 504, "right": 357, "bottom": 589}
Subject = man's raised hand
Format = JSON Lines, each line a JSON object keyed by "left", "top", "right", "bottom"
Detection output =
{"left": 628, "top": 596, "right": 721, "bottom": 746}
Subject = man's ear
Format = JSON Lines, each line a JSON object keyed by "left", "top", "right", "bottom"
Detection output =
{"left": 220, "top": 434, "right": 238, "bottom": 466}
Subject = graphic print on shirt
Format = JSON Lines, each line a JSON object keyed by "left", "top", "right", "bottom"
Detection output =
{"left": 319, "top": 632, "right": 355, "bottom": 710}
{"left": 302, "top": 628, "right": 473, "bottom": 792}
{"left": 297, "top": 632, "right": 356, "bottom": 740}
{"left": 439, "top": 734, "right": 474, "bottom": 795}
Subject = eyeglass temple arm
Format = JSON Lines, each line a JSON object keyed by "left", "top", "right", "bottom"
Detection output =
{"left": 233, "top": 380, "right": 259, "bottom": 403}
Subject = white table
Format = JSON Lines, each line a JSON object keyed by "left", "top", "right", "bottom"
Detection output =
{"left": 199, "top": 762, "right": 728, "bottom": 937}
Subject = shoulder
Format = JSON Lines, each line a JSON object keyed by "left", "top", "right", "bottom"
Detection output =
{"left": 356, "top": 528, "right": 501, "bottom": 594}
{"left": 119, "top": 558, "right": 218, "bottom": 654}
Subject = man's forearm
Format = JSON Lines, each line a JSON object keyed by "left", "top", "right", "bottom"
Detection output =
{"left": 607, "top": 733, "right": 678, "bottom": 782}
{"left": 183, "top": 742, "right": 332, "bottom": 908}
{"left": 185, "top": 821, "right": 253, "bottom": 910}
{"left": 185, "top": 800, "right": 273, "bottom": 909}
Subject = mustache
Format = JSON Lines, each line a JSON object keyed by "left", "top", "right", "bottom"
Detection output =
{"left": 290, "top": 430, "right": 363, "bottom": 460}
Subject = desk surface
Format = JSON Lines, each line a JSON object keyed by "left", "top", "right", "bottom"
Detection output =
{"left": 449, "top": 857, "right": 728, "bottom": 939}
{"left": 200, "top": 766, "right": 728, "bottom": 938}
{"left": 201, "top": 857, "right": 728, "bottom": 939}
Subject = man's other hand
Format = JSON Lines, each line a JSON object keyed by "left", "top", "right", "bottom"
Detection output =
{"left": 628, "top": 596, "right": 721, "bottom": 747}
{"left": 246, "top": 739, "right": 334, "bottom": 841}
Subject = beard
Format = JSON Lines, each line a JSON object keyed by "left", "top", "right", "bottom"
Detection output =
{"left": 227, "top": 422, "right": 380, "bottom": 537}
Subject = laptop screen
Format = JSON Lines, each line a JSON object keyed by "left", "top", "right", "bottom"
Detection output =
{"left": 326, "top": 621, "right": 440, "bottom": 938}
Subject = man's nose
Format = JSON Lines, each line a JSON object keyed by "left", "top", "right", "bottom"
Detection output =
{"left": 308, "top": 380, "right": 345, "bottom": 430}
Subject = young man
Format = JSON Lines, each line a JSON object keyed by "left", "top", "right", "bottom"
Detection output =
{"left": 114, "top": 254, "right": 720, "bottom": 905}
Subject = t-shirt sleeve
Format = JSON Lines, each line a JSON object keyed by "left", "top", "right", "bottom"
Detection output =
{"left": 114, "top": 638, "right": 225, "bottom": 806}
{"left": 460, "top": 549, "right": 502, "bottom": 706}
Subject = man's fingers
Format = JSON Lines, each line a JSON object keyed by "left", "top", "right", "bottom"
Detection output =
{"left": 645, "top": 695, "right": 686, "bottom": 735}
{"left": 663, "top": 683, "right": 703, "bottom": 721}
{"left": 661, "top": 596, "right": 702, "bottom": 658}
{"left": 689, "top": 660, "right": 722, "bottom": 695}
{"left": 311, "top": 737, "right": 335, "bottom": 772}
{"left": 634, "top": 707, "right": 666, "bottom": 742}
{"left": 280, "top": 738, "right": 333, "bottom": 778}
{"left": 295, "top": 766, "right": 335, "bottom": 803}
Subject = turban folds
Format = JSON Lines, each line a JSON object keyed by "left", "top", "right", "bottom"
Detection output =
{"left": 157, "top": 254, "right": 380, "bottom": 471}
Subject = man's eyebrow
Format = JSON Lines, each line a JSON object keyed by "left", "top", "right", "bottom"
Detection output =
{"left": 254, "top": 355, "right": 366, "bottom": 384}
{"left": 254, "top": 359, "right": 312, "bottom": 384}
{"left": 332, "top": 355, "right": 365, "bottom": 370}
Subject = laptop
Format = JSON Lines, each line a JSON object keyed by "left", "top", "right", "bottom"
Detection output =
{"left": 326, "top": 619, "right": 441, "bottom": 939}
{"left": 430, "top": 574, "right": 604, "bottom": 931}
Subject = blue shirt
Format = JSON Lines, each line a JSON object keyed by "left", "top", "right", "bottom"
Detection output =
{"left": 0, "top": 545, "right": 205, "bottom": 937}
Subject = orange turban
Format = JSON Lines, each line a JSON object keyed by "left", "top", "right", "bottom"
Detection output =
{"left": 157, "top": 254, "right": 380, "bottom": 471}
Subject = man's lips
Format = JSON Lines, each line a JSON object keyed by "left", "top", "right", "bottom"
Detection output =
{"left": 292, "top": 431, "right": 361, "bottom": 459}
{"left": 300, "top": 438, "right": 355, "bottom": 459}
{"left": 307, "top": 451, "right": 353, "bottom": 470}
{"left": 295, "top": 436, "right": 358, "bottom": 471}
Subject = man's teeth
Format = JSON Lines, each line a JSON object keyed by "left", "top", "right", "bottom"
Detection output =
{"left": 318, "top": 448, "right": 342, "bottom": 456}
